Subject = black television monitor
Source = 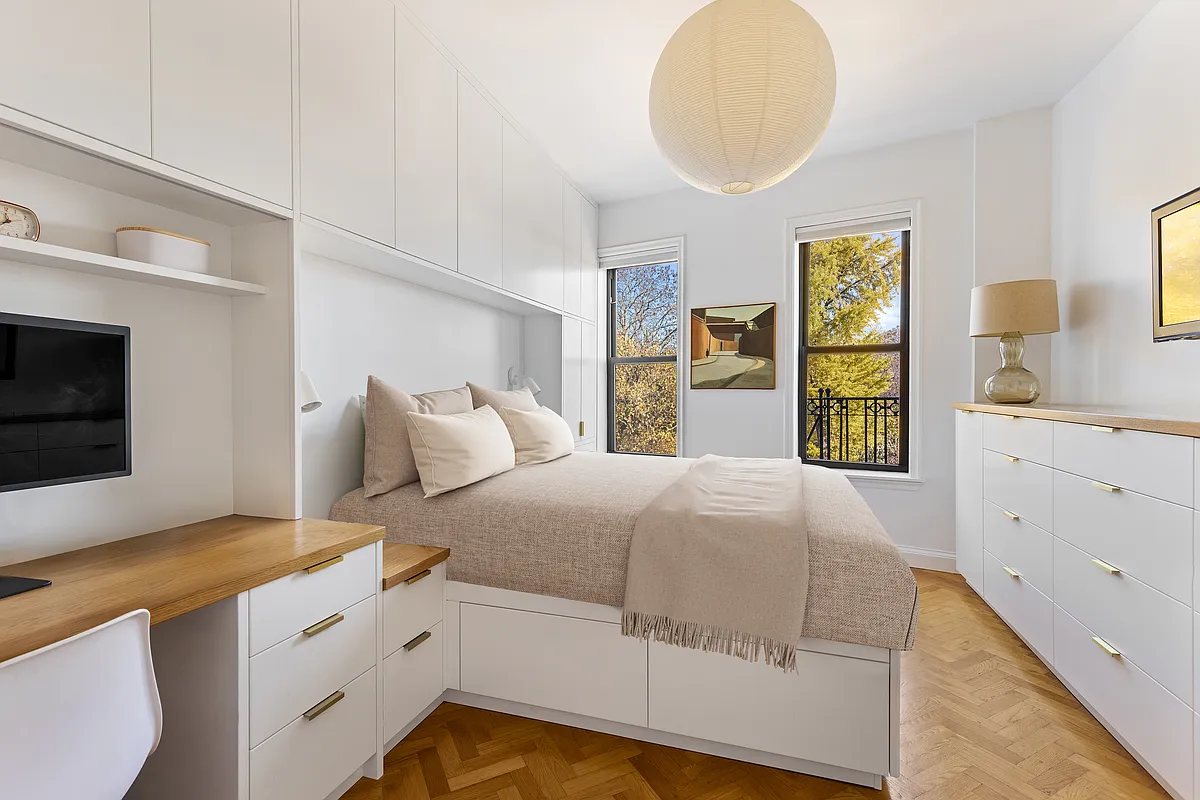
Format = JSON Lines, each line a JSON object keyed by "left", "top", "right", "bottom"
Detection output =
{"left": 0, "top": 313, "right": 131, "bottom": 492}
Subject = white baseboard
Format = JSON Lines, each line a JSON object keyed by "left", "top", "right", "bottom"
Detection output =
{"left": 898, "top": 546, "right": 956, "bottom": 572}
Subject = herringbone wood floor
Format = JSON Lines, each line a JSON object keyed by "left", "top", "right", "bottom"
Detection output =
{"left": 342, "top": 570, "right": 1171, "bottom": 800}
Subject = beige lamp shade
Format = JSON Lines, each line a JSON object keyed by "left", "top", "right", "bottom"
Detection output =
{"left": 649, "top": 0, "right": 836, "bottom": 195}
{"left": 969, "top": 279, "right": 1060, "bottom": 338}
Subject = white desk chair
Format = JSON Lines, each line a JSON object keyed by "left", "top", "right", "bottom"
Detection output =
{"left": 0, "top": 608, "right": 163, "bottom": 800}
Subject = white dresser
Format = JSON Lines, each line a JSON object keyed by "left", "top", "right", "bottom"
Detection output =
{"left": 955, "top": 404, "right": 1199, "bottom": 800}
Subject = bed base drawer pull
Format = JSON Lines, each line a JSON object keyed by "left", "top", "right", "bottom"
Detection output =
{"left": 303, "top": 612, "right": 344, "bottom": 637}
{"left": 303, "top": 690, "right": 345, "bottom": 721}
{"left": 404, "top": 630, "right": 432, "bottom": 651}
{"left": 303, "top": 554, "right": 344, "bottom": 575}
{"left": 1092, "top": 636, "right": 1122, "bottom": 657}
{"left": 404, "top": 569, "right": 432, "bottom": 585}
{"left": 1092, "top": 559, "right": 1122, "bottom": 575}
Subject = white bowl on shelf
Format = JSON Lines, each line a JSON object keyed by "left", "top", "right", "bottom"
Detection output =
{"left": 116, "top": 227, "right": 210, "bottom": 274}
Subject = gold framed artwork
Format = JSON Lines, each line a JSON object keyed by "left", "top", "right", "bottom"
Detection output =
{"left": 1152, "top": 185, "right": 1200, "bottom": 341}
{"left": 690, "top": 303, "right": 776, "bottom": 389}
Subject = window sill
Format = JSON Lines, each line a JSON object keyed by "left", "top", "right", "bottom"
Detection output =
{"left": 841, "top": 470, "right": 923, "bottom": 491}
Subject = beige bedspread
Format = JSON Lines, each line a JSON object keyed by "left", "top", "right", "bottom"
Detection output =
{"left": 331, "top": 452, "right": 919, "bottom": 650}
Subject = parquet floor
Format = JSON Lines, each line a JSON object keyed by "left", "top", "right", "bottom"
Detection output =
{"left": 342, "top": 570, "right": 1171, "bottom": 800}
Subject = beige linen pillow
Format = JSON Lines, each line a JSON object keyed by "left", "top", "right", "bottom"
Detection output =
{"left": 499, "top": 406, "right": 575, "bottom": 466}
{"left": 405, "top": 405, "right": 516, "bottom": 497}
{"left": 467, "top": 381, "right": 539, "bottom": 413}
{"left": 363, "top": 376, "right": 472, "bottom": 497}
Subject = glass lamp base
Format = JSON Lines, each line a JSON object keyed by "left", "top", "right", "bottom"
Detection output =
{"left": 984, "top": 367, "right": 1041, "bottom": 404}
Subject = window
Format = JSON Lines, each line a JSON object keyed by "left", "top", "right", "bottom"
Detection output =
{"left": 798, "top": 217, "right": 910, "bottom": 472}
{"left": 606, "top": 261, "right": 679, "bottom": 456}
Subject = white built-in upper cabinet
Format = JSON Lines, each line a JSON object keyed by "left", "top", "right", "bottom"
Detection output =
{"left": 300, "top": 0, "right": 396, "bottom": 246}
{"left": 395, "top": 12, "right": 458, "bottom": 270}
{"left": 581, "top": 201, "right": 599, "bottom": 322}
{"left": 457, "top": 77, "right": 503, "bottom": 287}
{"left": 150, "top": 0, "right": 293, "bottom": 207}
{"left": 503, "top": 122, "right": 564, "bottom": 309}
{"left": 1, "top": 0, "right": 151, "bottom": 155}
{"left": 562, "top": 183, "right": 584, "bottom": 317}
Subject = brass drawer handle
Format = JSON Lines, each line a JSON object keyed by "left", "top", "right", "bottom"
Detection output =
{"left": 1092, "top": 558, "right": 1121, "bottom": 575}
{"left": 303, "top": 612, "right": 344, "bottom": 637}
{"left": 1091, "top": 425, "right": 1116, "bottom": 433}
{"left": 1002, "top": 509, "right": 1020, "bottom": 521}
{"left": 1002, "top": 566, "right": 1020, "bottom": 579}
{"left": 1002, "top": 455, "right": 1019, "bottom": 463}
{"left": 1092, "top": 481, "right": 1120, "bottom": 493}
{"left": 304, "top": 554, "right": 343, "bottom": 575}
{"left": 404, "top": 569, "right": 432, "bottom": 585}
{"left": 579, "top": 421, "right": 586, "bottom": 437}
{"left": 404, "top": 630, "right": 432, "bottom": 651}
{"left": 1092, "top": 636, "right": 1121, "bottom": 657}
{"left": 303, "top": 690, "right": 345, "bottom": 720}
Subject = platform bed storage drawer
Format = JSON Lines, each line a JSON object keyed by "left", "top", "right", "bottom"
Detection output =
{"left": 384, "top": 621, "right": 444, "bottom": 742}
{"left": 384, "top": 561, "right": 444, "bottom": 657}
{"left": 459, "top": 603, "right": 649, "bottom": 727}
{"left": 649, "top": 641, "right": 891, "bottom": 776}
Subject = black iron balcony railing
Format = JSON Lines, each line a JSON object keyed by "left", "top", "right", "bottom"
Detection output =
{"left": 806, "top": 389, "right": 903, "bottom": 467}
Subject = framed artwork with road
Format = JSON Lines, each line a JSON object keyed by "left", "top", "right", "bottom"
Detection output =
{"left": 689, "top": 303, "right": 776, "bottom": 389}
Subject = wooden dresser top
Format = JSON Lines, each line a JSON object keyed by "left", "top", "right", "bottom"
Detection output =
{"left": 382, "top": 543, "right": 450, "bottom": 591}
{"left": 953, "top": 402, "right": 1200, "bottom": 438}
{"left": 0, "top": 515, "right": 384, "bottom": 664}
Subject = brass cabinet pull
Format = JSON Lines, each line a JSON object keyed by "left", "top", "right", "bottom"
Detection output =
{"left": 1092, "top": 558, "right": 1122, "bottom": 575}
{"left": 404, "top": 630, "right": 432, "bottom": 651}
{"left": 1002, "top": 455, "right": 1019, "bottom": 463}
{"left": 1002, "top": 509, "right": 1020, "bottom": 521}
{"left": 1002, "top": 415, "right": 1016, "bottom": 420}
{"left": 579, "top": 421, "right": 586, "bottom": 437}
{"left": 1091, "top": 425, "right": 1116, "bottom": 433}
{"left": 1092, "top": 481, "right": 1120, "bottom": 493}
{"left": 303, "top": 612, "right": 344, "bottom": 637}
{"left": 1002, "top": 566, "right": 1020, "bottom": 579}
{"left": 404, "top": 569, "right": 432, "bottom": 585}
{"left": 1092, "top": 636, "right": 1121, "bottom": 657}
{"left": 303, "top": 690, "right": 345, "bottom": 720}
{"left": 304, "top": 554, "right": 343, "bottom": 575}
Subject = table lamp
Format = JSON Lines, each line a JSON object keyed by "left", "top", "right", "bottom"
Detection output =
{"left": 969, "top": 279, "right": 1059, "bottom": 404}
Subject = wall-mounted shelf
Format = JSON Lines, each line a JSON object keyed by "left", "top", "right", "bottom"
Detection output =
{"left": 0, "top": 236, "right": 267, "bottom": 297}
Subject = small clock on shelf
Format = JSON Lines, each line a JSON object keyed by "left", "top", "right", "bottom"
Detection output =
{"left": 0, "top": 200, "right": 40, "bottom": 241}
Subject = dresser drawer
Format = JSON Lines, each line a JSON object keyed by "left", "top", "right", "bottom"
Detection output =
{"left": 1054, "top": 606, "right": 1192, "bottom": 798}
{"left": 984, "top": 551, "right": 1052, "bottom": 661}
{"left": 249, "top": 544, "right": 376, "bottom": 655}
{"left": 1053, "top": 538, "right": 1192, "bottom": 704}
{"left": 384, "top": 561, "right": 444, "bottom": 658}
{"left": 983, "top": 500, "right": 1052, "bottom": 597}
{"left": 983, "top": 450, "right": 1053, "bottom": 532}
{"left": 1053, "top": 470, "right": 1193, "bottom": 604}
{"left": 383, "top": 621, "right": 443, "bottom": 742}
{"left": 249, "top": 595, "right": 376, "bottom": 748}
{"left": 249, "top": 667, "right": 377, "bottom": 800}
{"left": 982, "top": 413, "right": 1053, "bottom": 465}
{"left": 1053, "top": 422, "right": 1193, "bottom": 507}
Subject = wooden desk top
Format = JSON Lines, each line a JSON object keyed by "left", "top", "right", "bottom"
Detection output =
{"left": 952, "top": 402, "right": 1200, "bottom": 438}
{"left": 0, "top": 515, "right": 384, "bottom": 664}
{"left": 382, "top": 543, "right": 450, "bottom": 591}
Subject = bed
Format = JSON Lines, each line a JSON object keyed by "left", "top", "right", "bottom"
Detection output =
{"left": 332, "top": 451, "right": 918, "bottom": 788}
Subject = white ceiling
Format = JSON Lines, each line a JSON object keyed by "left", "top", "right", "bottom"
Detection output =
{"left": 402, "top": 0, "right": 1158, "bottom": 205}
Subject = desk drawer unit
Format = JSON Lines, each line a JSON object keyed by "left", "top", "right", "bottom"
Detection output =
{"left": 982, "top": 413, "right": 1053, "bottom": 466}
{"left": 250, "top": 667, "right": 378, "bottom": 800}
{"left": 249, "top": 594, "right": 377, "bottom": 748}
{"left": 383, "top": 561, "right": 444, "bottom": 657}
{"left": 983, "top": 450, "right": 1053, "bottom": 532}
{"left": 383, "top": 620, "right": 444, "bottom": 742}
{"left": 1053, "top": 422, "right": 1194, "bottom": 507}
{"left": 983, "top": 500, "right": 1053, "bottom": 597}
{"left": 248, "top": 544, "right": 375, "bottom": 655}
{"left": 984, "top": 551, "right": 1053, "bottom": 661}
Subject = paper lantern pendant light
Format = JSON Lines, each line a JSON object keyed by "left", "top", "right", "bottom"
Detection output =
{"left": 649, "top": 0, "right": 837, "bottom": 195}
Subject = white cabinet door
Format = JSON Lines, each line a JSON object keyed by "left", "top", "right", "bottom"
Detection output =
{"left": 581, "top": 201, "right": 599, "bottom": 322}
{"left": 502, "top": 122, "right": 563, "bottom": 309}
{"left": 396, "top": 13, "right": 457, "bottom": 269}
{"left": 581, "top": 322, "right": 598, "bottom": 443}
{"left": 300, "top": 0, "right": 395, "bottom": 246}
{"left": 151, "top": 0, "right": 292, "bottom": 206}
{"left": 457, "top": 77, "right": 502, "bottom": 287}
{"left": 1, "top": 0, "right": 150, "bottom": 154}
{"left": 955, "top": 410, "right": 984, "bottom": 594}
{"left": 562, "top": 182, "right": 583, "bottom": 316}
{"left": 562, "top": 316, "right": 583, "bottom": 442}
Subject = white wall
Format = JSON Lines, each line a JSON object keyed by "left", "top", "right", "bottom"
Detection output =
{"left": 298, "top": 253, "right": 522, "bottom": 518}
{"left": 0, "top": 162, "right": 235, "bottom": 564}
{"left": 1052, "top": 0, "right": 1200, "bottom": 411}
{"left": 600, "top": 131, "right": 975, "bottom": 558}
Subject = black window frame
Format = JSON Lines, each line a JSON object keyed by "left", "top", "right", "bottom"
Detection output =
{"left": 799, "top": 229, "right": 911, "bottom": 473}
{"left": 606, "top": 264, "right": 679, "bottom": 457}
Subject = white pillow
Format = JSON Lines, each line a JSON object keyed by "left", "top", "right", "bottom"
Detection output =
{"left": 405, "top": 405, "right": 516, "bottom": 497}
{"left": 499, "top": 406, "right": 575, "bottom": 465}
{"left": 467, "top": 381, "right": 539, "bottom": 413}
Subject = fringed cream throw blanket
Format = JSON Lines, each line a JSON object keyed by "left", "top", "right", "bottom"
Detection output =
{"left": 622, "top": 455, "right": 809, "bottom": 671}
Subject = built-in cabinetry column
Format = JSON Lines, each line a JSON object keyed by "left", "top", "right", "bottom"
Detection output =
{"left": 581, "top": 322, "right": 598, "bottom": 445}
{"left": 562, "top": 317, "right": 583, "bottom": 443}
{"left": 502, "top": 122, "right": 564, "bottom": 309}
{"left": 581, "top": 201, "right": 600, "bottom": 323}
{"left": 457, "top": 77, "right": 503, "bottom": 286}
{"left": 562, "top": 184, "right": 584, "bottom": 317}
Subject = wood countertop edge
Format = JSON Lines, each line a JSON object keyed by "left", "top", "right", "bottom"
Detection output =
{"left": 952, "top": 402, "right": 1200, "bottom": 438}
{"left": 382, "top": 543, "right": 450, "bottom": 591}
